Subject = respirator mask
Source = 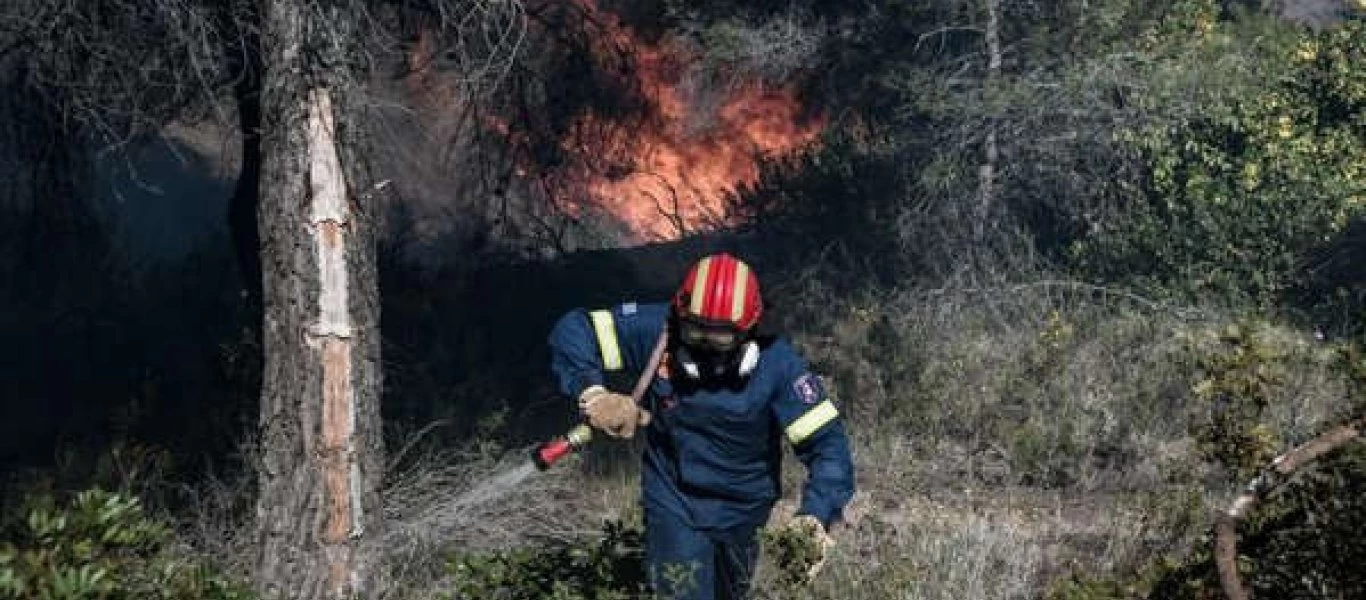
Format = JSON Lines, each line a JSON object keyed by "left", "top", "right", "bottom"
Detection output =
{"left": 674, "top": 318, "right": 758, "bottom": 379}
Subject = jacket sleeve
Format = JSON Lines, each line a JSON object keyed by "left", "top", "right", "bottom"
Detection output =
{"left": 771, "top": 359, "right": 855, "bottom": 529}
{"left": 547, "top": 302, "right": 664, "bottom": 401}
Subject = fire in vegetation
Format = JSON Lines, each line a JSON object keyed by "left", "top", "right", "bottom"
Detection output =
{"left": 521, "top": 1, "right": 827, "bottom": 241}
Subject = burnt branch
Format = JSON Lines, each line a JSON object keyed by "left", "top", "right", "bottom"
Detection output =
{"left": 377, "top": 0, "right": 526, "bottom": 97}
{"left": 0, "top": 0, "right": 249, "bottom": 145}
{"left": 0, "top": 0, "right": 528, "bottom": 142}
{"left": 1215, "top": 414, "right": 1366, "bottom": 600}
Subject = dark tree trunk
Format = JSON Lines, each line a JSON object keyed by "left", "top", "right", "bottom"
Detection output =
{"left": 254, "top": 1, "right": 384, "bottom": 598}
{"left": 227, "top": 2, "right": 264, "bottom": 305}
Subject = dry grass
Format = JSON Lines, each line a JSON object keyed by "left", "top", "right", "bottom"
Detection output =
{"left": 374, "top": 439, "right": 647, "bottom": 599}
{"left": 363, "top": 436, "right": 1200, "bottom": 600}
{"left": 752, "top": 483, "right": 1210, "bottom": 600}
{"left": 172, "top": 278, "right": 1358, "bottom": 599}
{"left": 750, "top": 278, "right": 1355, "bottom": 598}
{"left": 173, "top": 450, "right": 262, "bottom": 591}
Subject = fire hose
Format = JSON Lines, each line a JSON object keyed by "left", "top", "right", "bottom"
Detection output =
{"left": 531, "top": 327, "right": 670, "bottom": 471}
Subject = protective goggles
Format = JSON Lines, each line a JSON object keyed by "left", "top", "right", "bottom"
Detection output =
{"left": 678, "top": 319, "right": 742, "bottom": 351}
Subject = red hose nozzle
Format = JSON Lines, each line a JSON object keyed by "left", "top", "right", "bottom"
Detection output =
{"left": 532, "top": 424, "right": 593, "bottom": 471}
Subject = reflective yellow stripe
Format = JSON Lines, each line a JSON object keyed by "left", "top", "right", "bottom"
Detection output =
{"left": 731, "top": 262, "right": 748, "bottom": 322}
{"left": 589, "top": 310, "right": 623, "bottom": 371}
{"left": 786, "top": 400, "right": 839, "bottom": 444}
{"left": 689, "top": 256, "right": 713, "bottom": 315}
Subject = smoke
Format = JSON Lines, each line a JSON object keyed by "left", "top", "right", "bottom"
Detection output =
{"left": 1277, "top": 0, "right": 1350, "bottom": 28}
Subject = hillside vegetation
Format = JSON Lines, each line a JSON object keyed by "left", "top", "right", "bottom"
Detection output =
{"left": 2, "top": 1, "right": 1364, "bottom": 599}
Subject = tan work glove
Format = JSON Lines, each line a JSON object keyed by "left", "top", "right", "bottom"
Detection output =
{"left": 785, "top": 514, "right": 835, "bottom": 582}
{"left": 578, "top": 386, "right": 650, "bottom": 439}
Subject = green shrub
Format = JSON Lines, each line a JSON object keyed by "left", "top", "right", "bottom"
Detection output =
{"left": 1183, "top": 318, "right": 1361, "bottom": 480}
{"left": 0, "top": 488, "right": 252, "bottom": 600}
{"left": 1185, "top": 320, "right": 1289, "bottom": 480}
{"left": 758, "top": 523, "right": 824, "bottom": 592}
{"left": 1072, "top": 14, "right": 1366, "bottom": 308}
{"left": 1044, "top": 569, "right": 1152, "bottom": 600}
{"left": 441, "top": 520, "right": 648, "bottom": 600}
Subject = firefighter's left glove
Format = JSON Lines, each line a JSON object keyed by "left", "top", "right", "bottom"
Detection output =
{"left": 579, "top": 386, "right": 649, "bottom": 439}
{"left": 784, "top": 514, "right": 835, "bottom": 582}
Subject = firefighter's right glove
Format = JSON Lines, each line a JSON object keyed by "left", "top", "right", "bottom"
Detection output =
{"left": 579, "top": 386, "right": 649, "bottom": 439}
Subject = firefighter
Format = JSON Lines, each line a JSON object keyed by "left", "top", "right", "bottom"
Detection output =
{"left": 547, "top": 252, "right": 856, "bottom": 599}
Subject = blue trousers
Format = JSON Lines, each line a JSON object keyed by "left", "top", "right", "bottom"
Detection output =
{"left": 644, "top": 507, "right": 762, "bottom": 600}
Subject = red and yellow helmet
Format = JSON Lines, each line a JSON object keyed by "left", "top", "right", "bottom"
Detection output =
{"left": 671, "top": 253, "right": 763, "bottom": 332}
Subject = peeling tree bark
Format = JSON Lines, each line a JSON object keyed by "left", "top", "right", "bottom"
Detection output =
{"left": 254, "top": 2, "right": 383, "bottom": 598}
{"left": 1215, "top": 415, "right": 1365, "bottom": 600}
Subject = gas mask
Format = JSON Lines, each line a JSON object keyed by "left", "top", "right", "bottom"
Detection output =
{"left": 674, "top": 318, "right": 759, "bottom": 380}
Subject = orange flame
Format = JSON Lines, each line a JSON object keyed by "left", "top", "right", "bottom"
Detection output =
{"left": 409, "top": 2, "right": 827, "bottom": 243}
{"left": 549, "top": 0, "right": 826, "bottom": 241}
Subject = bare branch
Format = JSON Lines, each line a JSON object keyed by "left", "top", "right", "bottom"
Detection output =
{"left": 1216, "top": 415, "right": 1366, "bottom": 600}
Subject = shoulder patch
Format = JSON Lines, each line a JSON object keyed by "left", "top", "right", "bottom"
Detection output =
{"left": 792, "top": 372, "right": 825, "bottom": 405}
{"left": 620, "top": 302, "right": 638, "bottom": 315}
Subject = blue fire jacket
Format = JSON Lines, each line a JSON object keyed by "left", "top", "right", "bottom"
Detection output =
{"left": 548, "top": 301, "right": 855, "bottom": 531}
